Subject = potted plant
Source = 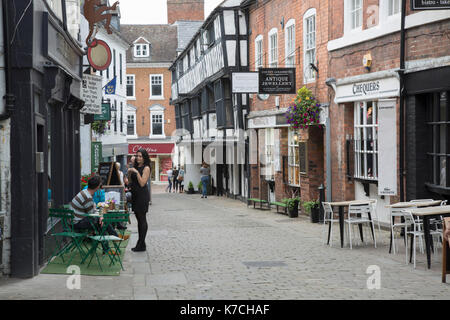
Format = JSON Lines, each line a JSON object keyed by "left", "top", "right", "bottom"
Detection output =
{"left": 284, "top": 197, "right": 300, "bottom": 218}
{"left": 303, "top": 200, "right": 321, "bottom": 223}
{"left": 91, "top": 120, "right": 108, "bottom": 135}
{"left": 197, "top": 181, "right": 203, "bottom": 194}
{"left": 187, "top": 181, "right": 195, "bottom": 194}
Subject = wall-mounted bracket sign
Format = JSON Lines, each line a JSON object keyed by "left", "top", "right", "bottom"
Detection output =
{"left": 87, "top": 39, "right": 112, "bottom": 71}
{"left": 84, "top": 0, "right": 120, "bottom": 47}
{"left": 258, "top": 68, "right": 296, "bottom": 94}
{"left": 411, "top": 0, "right": 450, "bottom": 10}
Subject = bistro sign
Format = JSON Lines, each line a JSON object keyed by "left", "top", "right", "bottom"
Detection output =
{"left": 411, "top": 0, "right": 450, "bottom": 10}
{"left": 258, "top": 68, "right": 296, "bottom": 94}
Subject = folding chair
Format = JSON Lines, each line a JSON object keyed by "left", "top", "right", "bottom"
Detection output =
{"left": 82, "top": 212, "right": 129, "bottom": 271}
{"left": 48, "top": 208, "right": 89, "bottom": 266}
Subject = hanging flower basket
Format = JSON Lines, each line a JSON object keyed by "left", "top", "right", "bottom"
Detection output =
{"left": 285, "top": 87, "right": 322, "bottom": 129}
{"left": 91, "top": 120, "right": 108, "bottom": 135}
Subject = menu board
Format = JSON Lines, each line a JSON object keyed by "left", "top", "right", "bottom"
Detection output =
{"left": 97, "top": 162, "right": 122, "bottom": 186}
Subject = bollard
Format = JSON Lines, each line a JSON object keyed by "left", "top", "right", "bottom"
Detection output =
{"left": 318, "top": 184, "right": 325, "bottom": 223}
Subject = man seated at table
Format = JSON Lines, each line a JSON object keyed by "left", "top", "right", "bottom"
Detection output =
{"left": 70, "top": 175, "right": 129, "bottom": 254}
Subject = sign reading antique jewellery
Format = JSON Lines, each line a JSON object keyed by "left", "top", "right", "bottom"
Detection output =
{"left": 80, "top": 74, "right": 102, "bottom": 114}
{"left": 258, "top": 68, "right": 296, "bottom": 94}
{"left": 411, "top": 0, "right": 450, "bottom": 10}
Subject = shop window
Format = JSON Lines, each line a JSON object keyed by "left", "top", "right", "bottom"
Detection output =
{"left": 353, "top": 101, "right": 378, "bottom": 180}
{"left": 427, "top": 91, "right": 450, "bottom": 188}
{"left": 134, "top": 44, "right": 149, "bottom": 58}
{"left": 388, "top": 0, "right": 401, "bottom": 16}
{"left": 285, "top": 20, "right": 295, "bottom": 68}
{"left": 265, "top": 128, "right": 275, "bottom": 180}
{"left": 288, "top": 129, "right": 300, "bottom": 186}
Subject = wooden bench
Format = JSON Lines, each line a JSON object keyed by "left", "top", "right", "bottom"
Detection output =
{"left": 270, "top": 201, "right": 288, "bottom": 215}
{"left": 247, "top": 198, "right": 270, "bottom": 210}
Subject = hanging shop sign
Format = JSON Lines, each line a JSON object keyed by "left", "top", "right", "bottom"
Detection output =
{"left": 94, "top": 102, "right": 111, "bottom": 121}
{"left": 378, "top": 99, "right": 397, "bottom": 196}
{"left": 258, "top": 68, "right": 296, "bottom": 94}
{"left": 87, "top": 39, "right": 112, "bottom": 71}
{"left": 411, "top": 0, "right": 450, "bottom": 10}
{"left": 80, "top": 74, "right": 103, "bottom": 114}
{"left": 91, "top": 142, "right": 103, "bottom": 173}
{"left": 232, "top": 72, "right": 259, "bottom": 93}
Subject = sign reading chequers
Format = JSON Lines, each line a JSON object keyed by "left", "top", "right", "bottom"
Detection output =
{"left": 258, "top": 68, "right": 296, "bottom": 94}
{"left": 334, "top": 76, "right": 400, "bottom": 104}
{"left": 411, "top": 0, "right": 450, "bottom": 10}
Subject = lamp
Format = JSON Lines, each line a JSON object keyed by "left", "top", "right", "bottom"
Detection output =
{"left": 280, "top": 17, "right": 285, "bottom": 29}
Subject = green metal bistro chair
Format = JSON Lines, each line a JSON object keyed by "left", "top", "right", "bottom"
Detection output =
{"left": 82, "top": 212, "right": 129, "bottom": 271}
{"left": 48, "top": 208, "right": 89, "bottom": 266}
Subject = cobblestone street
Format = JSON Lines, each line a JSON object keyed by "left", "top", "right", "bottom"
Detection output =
{"left": 0, "top": 185, "right": 449, "bottom": 300}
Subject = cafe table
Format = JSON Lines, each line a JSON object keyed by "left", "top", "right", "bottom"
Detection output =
{"left": 385, "top": 200, "right": 442, "bottom": 254}
{"left": 407, "top": 205, "right": 450, "bottom": 269}
{"left": 328, "top": 200, "right": 375, "bottom": 248}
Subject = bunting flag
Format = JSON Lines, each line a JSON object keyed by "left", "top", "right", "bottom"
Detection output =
{"left": 104, "top": 77, "right": 116, "bottom": 95}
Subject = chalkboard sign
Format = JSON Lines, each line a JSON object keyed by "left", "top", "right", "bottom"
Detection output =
{"left": 97, "top": 162, "right": 122, "bottom": 186}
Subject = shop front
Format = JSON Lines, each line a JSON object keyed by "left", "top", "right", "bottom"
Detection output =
{"left": 332, "top": 71, "right": 400, "bottom": 224}
{"left": 128, "top": 143, "right": 175, "bottom": 184}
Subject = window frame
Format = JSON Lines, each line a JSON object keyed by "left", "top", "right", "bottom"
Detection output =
{"left": 303, "top": 9, "right": 316, "bottom": 83}
{"left": 285, "top": 19, "right": 296, "bottom": 68}
{"left": 255, "top": 35, "right": 264, "bottom": 71}
{"left": 353, "top": 100, "right": 379, "bottom": 181}
{"left": 264, "top": 128, "right": 275, "bottom": 181}
{"left": 127, "top": 114, "right": 136, "bottom": 136}
{"left": 388, "top": 0, "right": 401, "bottom": 17}
{"left": 126, "top": 75, "right": 135, "bottom": 99}
{"left": 150, "top": 111, "right": 165, "bottom": 138}
{"left": 150, "top": 74, "right": 164, "bottom": 100}
{"left": 268, "top": 28, "right": 278, "bottom": 68}
{"left": 288, "top": 128, "right": 300, "bottom": 186}
{"left": 134, "top": 43, "right": 150, "bottom": 58}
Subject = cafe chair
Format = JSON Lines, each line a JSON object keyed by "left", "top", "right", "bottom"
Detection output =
{"left": 390, "top": 207, "right": 413, "bottom": 255}
{"left": 345, "top": 203, "right": 376, "bottom": 250}
{"left": 369, "top": 199, "right": 381, "bottom": 233}
{"left": 404, "top": 209, "right": 441, "bottom": 268}
{"left": 83, "top": 212, "right": 129, "bottom": 271}
{"left": 48, "top": 208, "right": 88, "bottom": 266}
{"left": 322, "top": 202, "right": 339, "bottom": 247}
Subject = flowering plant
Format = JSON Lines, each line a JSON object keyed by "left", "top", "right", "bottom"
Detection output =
{"left": 97, "top": 202, "right": 109, "bottom": 208}
{"left": 91, "top": 120, "right": 108, "bottom": 135}
{"left": 81, "top": 172, "right": 96, "bottom": 189}
{"left": 285, "top": 86, "right": 321, "bottom": 129}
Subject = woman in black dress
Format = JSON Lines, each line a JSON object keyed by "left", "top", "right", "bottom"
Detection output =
{"left": 128, "top": 149, "right": 151, "bottom": 252}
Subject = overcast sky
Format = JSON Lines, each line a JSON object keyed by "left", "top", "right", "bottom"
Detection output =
{"left": 118, "top": 0, "right": 224, "bottom": 24}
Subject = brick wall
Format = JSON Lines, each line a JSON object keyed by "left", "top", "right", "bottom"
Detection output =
{"left": 167, "top": 0, "right": 204, "bottom": 24}
{"left": 126, "top": 67, "right": 175, "bottom": 137}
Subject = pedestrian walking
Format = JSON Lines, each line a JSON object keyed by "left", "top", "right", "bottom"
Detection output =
{"left": 172, "top": 167, "right": 179, "bottom": 193}
{"left": 200, "top": 162, "right": 210, "bottom": 199}
{"left": 128, "top": 149, "right": 151, "bottom": 252}
{"left": 178, "top": 166, "right": 185, "bottom": 193}
{"left": 166, "top": 167, "right": 173, "bottom": 192}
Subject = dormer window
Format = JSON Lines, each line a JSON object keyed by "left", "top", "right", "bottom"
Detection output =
{"left": 134, "top": 43, "right": 149, "bottom": 58}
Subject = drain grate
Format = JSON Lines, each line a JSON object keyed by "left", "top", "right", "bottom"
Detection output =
{"left": 242, "top": 261, "right": 287, "bottom": 268}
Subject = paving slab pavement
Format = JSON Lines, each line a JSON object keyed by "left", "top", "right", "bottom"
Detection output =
{"left": 0, "top": 184, "right": 449, "bottom": 299}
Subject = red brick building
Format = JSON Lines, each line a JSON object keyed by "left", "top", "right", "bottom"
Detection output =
{"left": 327, "top": 1, "right": 450, "bottom": 225}
{"left": 243, "top": 0, "right": 330, "bottom": 207}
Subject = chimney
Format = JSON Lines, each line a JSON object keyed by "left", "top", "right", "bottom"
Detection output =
{"left": 167, "top": 0, "right": 204, "bottom": 24}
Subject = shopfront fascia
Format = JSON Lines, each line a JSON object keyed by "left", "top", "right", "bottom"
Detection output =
{"left": 128, "top": 143, "right": 175, "bottom": 183}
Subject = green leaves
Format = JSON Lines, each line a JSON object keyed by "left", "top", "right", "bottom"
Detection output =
{"left": 285, "top": 86, "right": 321, "bottom": 130}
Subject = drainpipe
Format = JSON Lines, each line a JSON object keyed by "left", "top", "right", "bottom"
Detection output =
{"left": 398, "top": 0, "right": 406, "bottom": 202}
{"left": 0, "top": 0, "right": 15, "bottom": 120}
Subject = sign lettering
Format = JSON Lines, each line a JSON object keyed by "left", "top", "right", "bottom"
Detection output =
{"left": 259, "top": 68, "right": 296, "bottom": 94}
{"left": 411, "top": 0, "right": 450, "bottom": 10}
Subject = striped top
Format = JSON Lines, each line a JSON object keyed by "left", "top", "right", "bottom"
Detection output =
{"left": 70, "top": 189, "right": 95, "bottom": 221}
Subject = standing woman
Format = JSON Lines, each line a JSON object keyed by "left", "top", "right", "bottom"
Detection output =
{"left": 128, "top": 149, "right": 151, "bottom": 252}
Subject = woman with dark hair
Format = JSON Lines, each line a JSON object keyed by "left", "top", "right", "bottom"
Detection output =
{"left": 128, "top": 149, "right": 151, "bottom": 252}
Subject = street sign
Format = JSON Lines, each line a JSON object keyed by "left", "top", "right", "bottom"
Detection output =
{"left": 80, "top": 74, "right": 102, "bottom": 114}
{"left": 94, "top": 102, "right": 111, "bottom": 121}
{"left": 411, "top": 0, "right": 450, "bottom": 10}
{"left": 232, "top": 72, "right": 259, "bottom": 93}
{"left": 258, "top": 68, "right": 296, "bottom": 94}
